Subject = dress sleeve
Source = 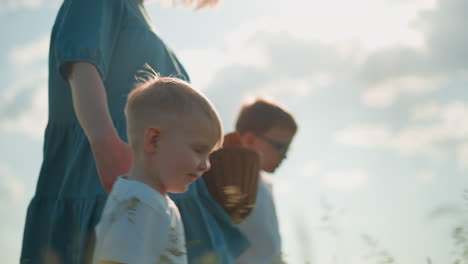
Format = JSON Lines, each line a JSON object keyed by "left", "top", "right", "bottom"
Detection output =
{"left": 54, "top": 0, "right": 126, "bottom": 81}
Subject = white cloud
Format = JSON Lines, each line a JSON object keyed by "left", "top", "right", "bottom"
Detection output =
{"left": 321, "top": 169, "right": 369, "bottom": 191}
{"left": 8, "top": 35, "right": 49, "bottom": 66}
{"left": 392, "top": 125, "right": 443, "bottom": 155}
{"left": 409, "top": 101, "right": 468, "bottom": 138}
{"left": 361, "top": 76, "right": 440, "bottom": 108}
{"left": 273, "top": 162, "right": 322, "bottom": 197}
{"left": 415, "top": 169, "right": 436, "bottom": 185}
{"left": 357, "top": 0, "right": 468, "bottom": 108}
{"left": 179, "top": 48, "right": 228, "bottom": 90}
{"left": 297, "top": 162, "right": 369, "bottom": 192}
{"left": 183, "top": 22, "right": 352, "bottom": 111}
{"left": 410, "top": 102, "right": 442, "bottom": 121}
{"left": 253, "top": 0, "right": 432, "bottom": 51}
{"left": 0, "top": 164, "right": 26, "bottom": 206}
{"left": 0, "top": 0, "right": 45, "bottom": 12}
{"left": 335, "top": 101, "right": 468, "bottom": 161}
{"left": 179, "top": 42, "right": 268, "bottom": 91}
{"left": 335, "top": 123, "right": 443, "bottom": 158}
{"left": 0, "top": 163, "right": 31, "bottom": 264}
{"left": 0, "top": 68, "right": 48, "bottom": 139}
{"left": 180, "top": 0, "right": 452, "bottom": 110}
{"left": 1, "top": 35, "right": 50, "bottom": 139}
{"left": 246, "top": 76, "right": 326, "bottom": 104}
{"left": 298, "top": 162, "right": 323, "bottom": 178}
{"left": 335, "top": 124, "right": 393, "bottom": 149}
{"left": 458, "top": 144, "right": 468, "bottom": 171}
{"left": 186, "top": 0, "right": 433, "bottom": 94}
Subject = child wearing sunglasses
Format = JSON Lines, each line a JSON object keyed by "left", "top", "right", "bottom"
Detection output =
{"left": 231, "top": 98, "right": 298, "bottom": 264}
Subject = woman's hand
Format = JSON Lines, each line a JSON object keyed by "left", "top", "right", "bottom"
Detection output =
{"left": 91, "top": 135, "right": 132, "bottom": 193}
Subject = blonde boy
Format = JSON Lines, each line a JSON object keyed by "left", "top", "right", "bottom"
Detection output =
{"left": 93, "top": 77, "right": 223, "bottom": 264}
{"left": 235, "top": 99, "right": 297, "bottom": 264}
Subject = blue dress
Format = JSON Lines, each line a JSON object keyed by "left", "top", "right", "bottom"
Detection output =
{"left": 20, "top": 0, "right": 248, "bottom": 263}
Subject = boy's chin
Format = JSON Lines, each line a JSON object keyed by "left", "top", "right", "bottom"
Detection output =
{"left": 263, "top": 166, "right": 277, "bottom": 173}
{"left": 168, "top": 185, "right": 190, "bottom": 194}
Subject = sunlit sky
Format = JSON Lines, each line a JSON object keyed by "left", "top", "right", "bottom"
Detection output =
{"left": 1, "top": 0, "right": 468, "bottom": 263}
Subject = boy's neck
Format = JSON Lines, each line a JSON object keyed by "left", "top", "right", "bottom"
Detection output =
{"left": 127, "top": 158, "right": 167, "bottom": 196}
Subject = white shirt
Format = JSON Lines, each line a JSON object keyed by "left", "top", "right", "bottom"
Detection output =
{"left": 238, "top": 175, "right": 283, "bottom": 264}
{"left": 93, "top": 177, "right": 187, "bottom": 264}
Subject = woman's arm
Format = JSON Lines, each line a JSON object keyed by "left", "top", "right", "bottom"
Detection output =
{"left": 68, "top": 61, "right": 132, "bottom": 192}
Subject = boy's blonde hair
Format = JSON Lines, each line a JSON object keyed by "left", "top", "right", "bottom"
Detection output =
{"left": 235, "top": 98, "right": 297, "bottom": 136}
{"left": 125, "top": 76, "right": 223, "bottom": 152}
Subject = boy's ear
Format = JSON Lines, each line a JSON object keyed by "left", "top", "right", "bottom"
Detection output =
{"left": 143, "top": 127, "right": 161, "bottom": 153}
{"left": 240, "top": 131, "right": 257, "bottom": 147}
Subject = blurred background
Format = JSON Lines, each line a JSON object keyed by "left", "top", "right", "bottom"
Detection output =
{"left": 1, "top": 0, "right": 467, "bottom": 263}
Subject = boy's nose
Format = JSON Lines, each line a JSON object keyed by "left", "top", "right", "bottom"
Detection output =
{"left": 199, "top": 158, "right": 211, "bottom": 172}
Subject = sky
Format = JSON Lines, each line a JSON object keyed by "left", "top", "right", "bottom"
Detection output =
{"left": 1, "top": 0, "right": 468, "bottom": 263}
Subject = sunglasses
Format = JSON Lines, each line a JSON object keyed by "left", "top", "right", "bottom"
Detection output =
{"left": 257, "top": 135, "right": 290, "bottom": 158}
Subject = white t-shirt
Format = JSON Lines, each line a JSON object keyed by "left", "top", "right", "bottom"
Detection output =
{"left": 238, "top": 175, "right": 283, "bottom": 264}
{"left": 93, "top": 177, "right": 187, "bottom": 264}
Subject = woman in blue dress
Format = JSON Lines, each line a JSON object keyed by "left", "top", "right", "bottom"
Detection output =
{"left": 20, "top": 0, "right": 248, "bottom": 263}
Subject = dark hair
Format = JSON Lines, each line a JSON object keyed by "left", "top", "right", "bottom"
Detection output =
{"left": 235, "top": 98, "right": 297, "bottom": 136}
